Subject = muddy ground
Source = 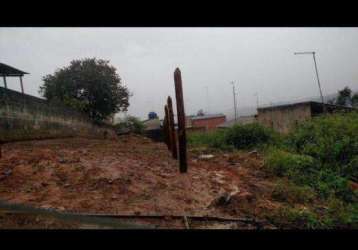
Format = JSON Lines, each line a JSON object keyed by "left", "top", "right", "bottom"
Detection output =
{"left": 0, "top": 135, "right": 283, "bottom": 229}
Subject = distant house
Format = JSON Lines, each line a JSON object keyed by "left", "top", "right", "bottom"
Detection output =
{"left": 257, "top": 101, "right": 355, "bottom": 134}
{"left": 186, "top": 113, "right": 226, "bottom": 132}
{"left": 217, "top": 115, "right": 256, "bottom": 129}
{"left": 143, "top": 118, "right": 162, "bottom": 141}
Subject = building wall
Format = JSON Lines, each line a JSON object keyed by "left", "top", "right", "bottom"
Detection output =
{"left": 185, "top": 116, "right": 192, "bottom": 128}
{"left": 191, "top": 116, "right": 226, "bottom": 131}
{"left": 0, "top": 87, "right": 117, "bottom": 142}
{"left": 257, "top": 103, "right": 312, "bottom": 134}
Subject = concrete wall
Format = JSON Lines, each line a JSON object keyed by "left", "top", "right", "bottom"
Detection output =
{"left": 257, "top": 103, "right": 312, "bottom": 134}
{"left": 191, "top": 116, "right": 226, "bottom": 131}
{"left": 0, "top": 87, "right": 116, "bottom": 142}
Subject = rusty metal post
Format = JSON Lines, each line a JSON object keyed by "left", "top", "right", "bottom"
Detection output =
{"left": 167, "top": 96, "right": 178, "bottom": 159}
{"left": 174, "top": 68, "right": 187, "bottom": 173}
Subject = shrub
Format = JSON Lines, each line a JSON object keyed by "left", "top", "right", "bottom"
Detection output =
{"left": 187, "top": 130, "right": 231, "bottom": 150}
{"left": 225, "top": 123, "right": 276, "bottom": 149}
{"left": 114, "top": 116, "right": 145, "bottom": 135}
{"left": 188, "top": 123, "right": 276, "bottom": 151}
{"left": 286, "top": 112, "right": 358, "bottom": 180}
{"left": 320, "top": 196, "right": 358, "bottom": 228}
{"left": 264, "top": 147, "right": 355, "bottom": 202}
{"left": 264, "top": 148, "right": 318, "bottom": 180}
{"left": 267, "top": 206, "right": 321, "bottom": 229}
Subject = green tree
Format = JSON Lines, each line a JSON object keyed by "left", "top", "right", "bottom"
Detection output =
{"left": 352, "top": 93, "right": 358, "bottom": 108}
{"left": 39, "top": 58, "right": 130, "bottom": 122}
{"left": 336, "top": 86, "right": 352, "bottom": 106}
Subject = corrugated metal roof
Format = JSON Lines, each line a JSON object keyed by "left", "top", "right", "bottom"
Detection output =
{"left": 257, "top": 101, "right": 356, "bottom": 112}
{"left": 190, "top": 113, "right": 226, "bottom": 121}
{"left": 0, "top": 63, "right": 29, "bottom": 76}
{"left": 217, "top": 116, "right": 256, "bottom": 128}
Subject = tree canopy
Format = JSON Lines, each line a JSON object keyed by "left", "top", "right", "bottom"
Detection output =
{"left": 39, "top": 58, "right": 130, "bottom": 122}
{"left": 331, "top": 86, "right": 358, "bottom": 108}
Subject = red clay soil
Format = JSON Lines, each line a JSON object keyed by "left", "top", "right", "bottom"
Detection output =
{"left": 0, "top": 135, "right": 281, "bottom": 228}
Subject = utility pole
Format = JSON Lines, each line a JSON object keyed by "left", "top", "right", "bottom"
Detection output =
{"left": 231, "top": 81, "right": 238, "bottom": 121}
{"left": 254, "top": 92, "right": 259, "bottom": 109}
{"left": 205, "top": 86, "right": 209, "bottom": 114}
{"left": 294, "top": 51, "right": 325, "bottom": 108}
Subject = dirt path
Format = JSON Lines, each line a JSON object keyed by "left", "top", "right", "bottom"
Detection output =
{"left": 0, "top": 135, "right": 281, "bottom": 229}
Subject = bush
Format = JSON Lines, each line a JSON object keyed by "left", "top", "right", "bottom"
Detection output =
{"left": 114, "top": 116, "right": 145, "bottom": 135}
{"left": 187, "top": 130, "right": 232, "bottom": 151}
{"left": 320, "top": 196, "right": 358, "bottom": 228}
{"left": 267, "top": 206, "right": 321, "bottom": 229}
{"left": 286, "top": 112, "right": 358, "bottom": 180}
{"left": 188, "top": 123, "right": 276, "bottom": 150}
{"left": 225, "top": 123, "right": 276, "bottom": 149}
{"left": 264, "top": 147, "right": 355, "bottom": 202}
{"left": 264, "top": 148, "right": 318, "bottom": 179}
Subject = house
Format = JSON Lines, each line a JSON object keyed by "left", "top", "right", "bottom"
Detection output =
{"left": 143, "top": 118, "right": 162, "bottom": 141}
{"left": 217, "top": 115, "right": 256, "bottom": 129}
{"left": 186, "top": 113, "right": 226, "bottom": 132}
{"left": 257, "top": 101, "right": 355, "bottom": 134}
{"left": 0, "top": 62, "right": 29, "bottom": 94}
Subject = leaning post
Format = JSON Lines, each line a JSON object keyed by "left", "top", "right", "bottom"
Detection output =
{"left": 174, "top": 68, "right": 187, "bottom": 173}
{"left": 167, "top": 96, "right": 178, "bottom": 159}
{"left": 19, "top": 76, "right": 24, "bottom": 94}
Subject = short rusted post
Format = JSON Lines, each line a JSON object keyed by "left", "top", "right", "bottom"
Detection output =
{"left": 167, "top": 96, "right": 178, "bottom": 159}
{"left": 164, "top": 105, "right": 171, "bottom": 150}
{"left": 174, "top": 68, "right": 187, "bottom": 173}
{"left": 163, "top": 106, "right": 169, "bottom": 148}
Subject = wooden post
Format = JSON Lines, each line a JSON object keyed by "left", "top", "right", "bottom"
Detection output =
{"left": 3, "top": 76, "right": 7, "bottom": 89}
{"left": 167, "top": 96, "right": 178, "bottom": 159}
{"left": 19, "top": 76, "right": 24, "bottom": 94}
{"left": 164, "top": 105, "right": 171, "bottom": 150}
{"left": 163, "top": 106, "right": 169, "bottom": 148}
{"left": 174, "top": 68, "right": 187, "bottom": 173}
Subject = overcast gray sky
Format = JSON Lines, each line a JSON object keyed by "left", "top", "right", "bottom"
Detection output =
{"left": 1, "top": 28, "right": 358, "bottom": 120}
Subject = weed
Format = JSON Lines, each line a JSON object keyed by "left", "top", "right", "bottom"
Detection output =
{"left": 267, "top": 206, "right": 321, "bottom": 229}
{"left": 271, "top": 180, "right": 316, "bottom": 204}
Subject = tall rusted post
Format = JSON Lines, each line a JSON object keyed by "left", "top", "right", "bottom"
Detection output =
{"left": 167, "top": 96, "right": 178, "bottom": 159}
{"left": 174, "top": 68, "right": 187, "bottom": 173}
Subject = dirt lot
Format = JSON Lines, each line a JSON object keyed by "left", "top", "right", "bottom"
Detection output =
{"left": 0, "top": 135, "right": 282, "bottom": 229}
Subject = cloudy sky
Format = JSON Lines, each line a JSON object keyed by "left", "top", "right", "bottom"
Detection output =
{"left": 1, "top": 28, "right": 358, "bottom": 119}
